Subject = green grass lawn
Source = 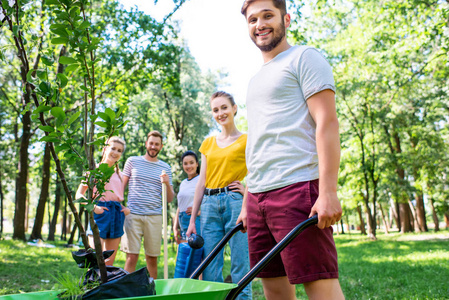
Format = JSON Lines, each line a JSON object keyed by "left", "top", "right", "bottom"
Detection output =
{"left": 1, "top": 229, "right": 448, "bottom": 299}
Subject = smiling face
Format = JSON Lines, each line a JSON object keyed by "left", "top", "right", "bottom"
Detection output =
{"left": 210, "top": 96, "right": 237, "bottom": 127}
{"left": 146, "top": 135, "right": 163, "bottom": 158}
{"left": 182, "top": 155, "right": 199, "bottom": 179}
{"left": 103, "top": 141, "right": 124, "bottom": 165}
{"left": 246, "top": 0, "right": 290, "bottom": 52}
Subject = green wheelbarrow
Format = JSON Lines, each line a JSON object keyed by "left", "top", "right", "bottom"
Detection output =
{"left": 0, "top": 216, "right": 318, "bottom": 300}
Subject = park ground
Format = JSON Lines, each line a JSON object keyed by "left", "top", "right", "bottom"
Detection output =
{"left": 0, "top": 229, "right": 448, "bottom": 299}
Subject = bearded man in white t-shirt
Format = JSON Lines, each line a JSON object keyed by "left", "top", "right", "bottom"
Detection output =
{"left": 238, "top": 1, "right": 345, "bottom": 299}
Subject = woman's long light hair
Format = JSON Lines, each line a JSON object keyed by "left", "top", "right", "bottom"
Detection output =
{"left": 101, "top": 136, "right": 126, "bottom": 180}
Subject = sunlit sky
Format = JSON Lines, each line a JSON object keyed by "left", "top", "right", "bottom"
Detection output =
{"left": 121, "top": 0, "right": 262, "bottom": 109}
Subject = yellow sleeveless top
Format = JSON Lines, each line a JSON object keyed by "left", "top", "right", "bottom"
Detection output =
{"left": 199, "top": 134, "right": 247, "bottom": 189}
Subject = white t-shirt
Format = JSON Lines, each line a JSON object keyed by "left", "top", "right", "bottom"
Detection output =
{"left": 177, "top": 175, "right": 199, "bottom": 212}
{"left": 245, "top": 45, "right": 336, "bottom": 193}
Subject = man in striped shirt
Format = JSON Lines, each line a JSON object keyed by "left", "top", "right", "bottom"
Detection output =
{"left": 120, "top": 130, "right": 174, "bottom": 278}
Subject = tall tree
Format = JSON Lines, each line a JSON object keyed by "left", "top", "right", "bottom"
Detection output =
{"left": 288, "top": 0, "right": 449, "bottom": 234}
{"left": 29, "top": 142, "right": 51, "bottom": 240}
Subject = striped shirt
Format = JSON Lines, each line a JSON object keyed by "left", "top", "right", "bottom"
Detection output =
{"left": 123, "top": 156, "right": 173, "bottom": 215}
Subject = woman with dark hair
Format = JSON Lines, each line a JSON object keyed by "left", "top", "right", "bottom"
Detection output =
{"left": 173, "top": 150, "right": 201, "bottom": 243}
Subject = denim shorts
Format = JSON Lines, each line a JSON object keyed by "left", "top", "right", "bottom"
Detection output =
{"left": 247, "top": 180, "right": 339, "bottom": 284}
{"left": 93, "top": 201, "right": 125, "bottom": 239}
{"left": 179, "top": 212, "right": 201, "bottom": 241}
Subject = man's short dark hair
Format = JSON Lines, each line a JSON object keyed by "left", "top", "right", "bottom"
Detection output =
{"left": 241, "top": 0, "right": 287, "bottom": 17}
{"left": 147, "top": 130, "right": 163, "bottom": 143}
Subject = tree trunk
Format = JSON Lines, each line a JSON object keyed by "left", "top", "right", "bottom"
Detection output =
{"left": 444, "top": 212, "right": 449, "bottom": 229}
{"left": 13, "top": 108, "right": 32, "bottom": 241}
{"left": 340, "top": 219, "right": 345, "bottom": 234}
{"left": 390, "top": 198, "right": 400, "bottom": 230}
{"left": 414, "top": 192, "right": 428, "bottom": 232}
{"left": 408, "top": 200, "right": 419, "bottom": 232}
{"left": 30, "top": 143, "right": 51, "bottom": 240}
{"left": 428, "top": 197, "right": 439, "bottom": 232}
{"left": 345, "top": 214, "right": 351, "bottom": 234}
{"left": 365, "top": 209, "right": 377, "bottom": 240}
{"left": 399, "top": 202, "right": 413, "bottom": 233}
{"left": 378, "top": 202, "right": 389, "bottom": 234}
{"left": 67, "top": 206, "right": 85, "bottom": 245}
{"left": 356, "top": 205, "right": 367, "bottom": 235}
{"left": 90, "top": 212, "right": 107, "bottom": 282}
{"left": 61, "top": 195, "right": 67, "bottom": 241}
{"left": 48, "top": 176, "right": 61, "bottom": 241}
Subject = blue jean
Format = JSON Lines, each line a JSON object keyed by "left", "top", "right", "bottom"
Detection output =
{"left": 200, "top": 191, "right": 252, "bottom": 300}
{"left": 179, "top": 211, "right": 201, "bottom": 240}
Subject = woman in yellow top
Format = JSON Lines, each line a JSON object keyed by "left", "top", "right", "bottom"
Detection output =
{"left": 187, "top": 91, "right": 251, "bottom": 300}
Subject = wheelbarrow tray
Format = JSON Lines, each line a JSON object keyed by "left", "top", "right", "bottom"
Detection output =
{"left": 0, "top": 279, "right": 237, "bottom": 300}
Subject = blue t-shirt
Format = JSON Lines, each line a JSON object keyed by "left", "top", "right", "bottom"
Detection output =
{"left": 123, "top": 156, "right": 172, "bottom": 215}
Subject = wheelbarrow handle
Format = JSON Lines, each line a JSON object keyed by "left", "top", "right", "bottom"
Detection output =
{"left": 225, "top": 215, "right": 319, "bottom": 300}
{"left": 189, "top": 222, "right": 244, "bottom": 279}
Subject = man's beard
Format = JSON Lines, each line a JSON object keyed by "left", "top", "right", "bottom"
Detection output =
{"left": 147, "top": 149, "right": 159, "bottom": 158}
{"left": 252, "top": 19, "right": 286, "bottom": 52}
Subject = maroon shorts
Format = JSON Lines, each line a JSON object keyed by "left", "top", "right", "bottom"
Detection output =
{"left": 247, "top": 180, "right": 339, "bottom": 284}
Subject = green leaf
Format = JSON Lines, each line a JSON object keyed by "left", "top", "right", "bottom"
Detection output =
{"left": 26, "top": 69, "right": 35, "bottom": 83}
{"left": 105, "top": 108, "right": 116, "bottom": 121}
{"left": 64, "top": 64, "right": 79, "bottom": 73}
{"left": 39, "top": 125, "right": 55, "bottom": 133}
{"left": 51, "top": 107, "right": 66, "bottom": 120}
{"left": 68, "top": 111, "right": 81, "bottom": 126}
{"left": 41, "top": 55, "right": 54, "bottom": 66}
{"left": 98, "top": 163, "right": 108, "bottom": 172}
{"left": 36, "top": 70, "right": 47, "bottom": 81}
{"left": 116, "top": 120, "right": 129, "bottom": 129}
{"left": 116, "top": 105, "right": 127, "bottom": 117}
{"left": 49, "top": 24, "right": 67, "bottom": 30}
{"left": 89, "top": 114, "right": 98, "bottom": 122}
{"left": 98, "top": 112, "right": 111, "bottom": 122}
{"left": 59, "top": 56, "right": 77, "bottom": 65}
{"left": 78, "top": 20, "right": 90, "bottom": 30}
{"left": 40, "top": 136, "right": 60, "bottom": 143}
{"left": 51, "top": 37, "right": 69, "bottom": 45}
{"left": 34, "top": 104, "right": 52, "bottom": 114}
{"left": 57, "top": 73, "right": 68, "bottom": 88}
{"left": 85, "top": 203, "right": 95, "bottom": 212}
{"left": 49, "top": 131, "right": 64, "bottom": 138}
{"left": 50, "top": 27, "right": 69, "bottom": 38}
{"left": 94, "top": 121, "right": 109, "bottom": 128}
{"left": 39, "top": 82, "right": 50, "bottom": 94}
{"left": 12, "top": 25, "right": 19, "bottom": 37}
{"left": 56, "top": 12, "right": 70, "bottom": 22}
{"left": 69, "top": 7, "right": 80, "bottom": 19}
{"left": 55, "top": 143, "right": 71, "bottom": 152}
{"left": 80, "top": 85, "right": 90, "bottom": 92}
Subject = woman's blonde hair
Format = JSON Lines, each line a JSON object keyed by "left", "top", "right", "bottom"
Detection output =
{"left": 101, "top": 136, "right": 126, "bottom": 180}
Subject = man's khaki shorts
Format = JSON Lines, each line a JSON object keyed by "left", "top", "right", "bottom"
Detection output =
{"left": 120, "top": 213, "right": 162, "bottom": 257}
